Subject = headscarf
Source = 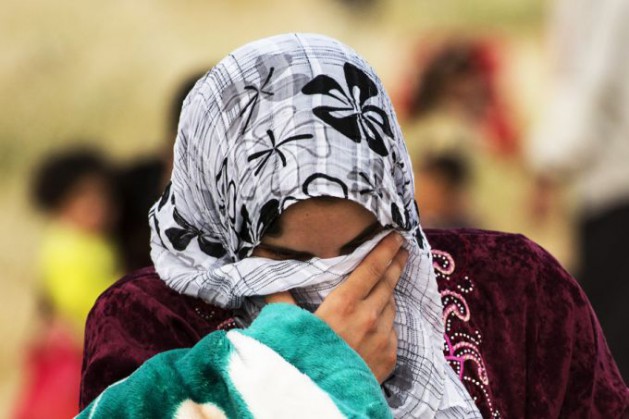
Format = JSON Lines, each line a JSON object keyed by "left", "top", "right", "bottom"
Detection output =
{"left": 150, "top": 33, "right": 480, "bottom": 418}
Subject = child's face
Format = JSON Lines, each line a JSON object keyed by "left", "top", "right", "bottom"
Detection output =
{"left": 58, "top": 175, "right": 115, "bottom": 234}
{"left": 414, "top": 168, "right": 458, "bottom": 228}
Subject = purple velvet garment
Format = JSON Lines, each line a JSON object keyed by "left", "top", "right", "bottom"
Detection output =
{"left": 80, "top": 229, "right": 628, "bottom": 417}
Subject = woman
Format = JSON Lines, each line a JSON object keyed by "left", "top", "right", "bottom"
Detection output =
{"left": 79, "top": 34, "right": 628, "bottom": 418}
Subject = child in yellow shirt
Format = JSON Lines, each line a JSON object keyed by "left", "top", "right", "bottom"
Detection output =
{"left": 32, "top": 148, "right": 120, "bottom": 335}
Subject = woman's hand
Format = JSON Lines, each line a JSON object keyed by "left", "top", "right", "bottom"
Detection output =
{"left": 267, "top": 232, "right": 408, "bottom": 383}
{"left": 316, "top": 232, "right": 407, "bottom": 383}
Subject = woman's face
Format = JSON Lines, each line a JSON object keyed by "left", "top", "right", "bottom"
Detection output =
{"left": 251, "top": 198, "right": 383, "bottom": 261}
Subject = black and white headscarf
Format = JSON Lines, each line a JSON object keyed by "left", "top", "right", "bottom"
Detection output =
{"left": 150, "top": 33, "right": 480, "bottom": 418}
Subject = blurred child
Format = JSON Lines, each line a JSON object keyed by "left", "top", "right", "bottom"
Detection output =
{"left": 414, "top": 153, "right": 474, "bottom": 228}
{"left": 12, "top": 148, "right": 119, "bottom": 419}
{"left": 112, "top": 70, "right": 205, "bottom": 272}
{"left": 114, "top": 158, "right": 164, "bottom": 271}
{"left": 31, "top": 148, "right": 120, "bottom": 335}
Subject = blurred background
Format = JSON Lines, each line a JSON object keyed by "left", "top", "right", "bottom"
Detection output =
{"left": 3, "top": 0, "right": 628, "bottom": 416}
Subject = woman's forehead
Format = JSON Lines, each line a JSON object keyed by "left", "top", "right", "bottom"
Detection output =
{"left": 273, "top": 198, "right": 377, "bottom": 236}
{"left": 256, "top": 197, "right": 380, "bottom": 258}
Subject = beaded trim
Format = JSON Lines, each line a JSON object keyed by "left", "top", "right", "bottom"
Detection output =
{"left": 433, "top": 249, "right": 500, "bottom": 418}
{"left": 194, "top": 304, "right": 238, "bottom": 331}
{"left": 194, "top": 306, "right": 216, "bottom": 321}
{"left": 216, "top": 318, "right": 238, "bottom": 331}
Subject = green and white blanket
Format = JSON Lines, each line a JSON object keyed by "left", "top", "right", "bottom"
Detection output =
{"left": 77, "top": 303, "right": 392, "bottom": 418}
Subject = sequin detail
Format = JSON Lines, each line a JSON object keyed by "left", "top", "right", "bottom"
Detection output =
{"left": 194, "top": 306, "right": 216, "bottom": 321}
{"left": 216, "top": 318, "right": 238, "bottom": 331}
{"left": 433, "top": 249, "right": 500, "bottom": 418}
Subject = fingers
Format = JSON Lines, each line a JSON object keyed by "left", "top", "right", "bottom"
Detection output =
{"left": 378, "top": 297, "right": 396, "bottom": 334}
{"left": 384, "top": 329, "right": 398, "bottom": 381}
{"left": 367, "top": 248, "right": 408, "bottom": 314}
{"left": 374, "top": 316, "right": 398, "bottom": 383}
{"left": 338, "top": 232, "right": 404, "bottom": 301}
{"left": 265, "top": 291, "right": 297, "bottom": 305}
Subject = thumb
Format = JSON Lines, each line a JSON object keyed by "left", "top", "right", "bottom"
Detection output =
{"left": 265, "top": 291, "right": 297, "bottom": 305}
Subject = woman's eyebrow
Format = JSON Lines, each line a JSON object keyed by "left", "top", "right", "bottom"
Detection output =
{"left": 256, "top": 221, "right": 382, "bottom": 258}
{"left": 339, "top": 221, "right": 383, "bottom": 251}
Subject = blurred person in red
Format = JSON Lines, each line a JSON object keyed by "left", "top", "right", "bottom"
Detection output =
{"left": 12, "top": 148, "right": 119, "bottom": 418}
{"left": 403, "top": 40, "right": 527, "bottom": 234}
{"left": 529, "top": 0, "right": 629, "bottom": 381}
{"left": 405, "top": 40, "right": 518, "bottom": 157}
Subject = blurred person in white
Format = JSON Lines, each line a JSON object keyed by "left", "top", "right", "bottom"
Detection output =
{"left": 528, "top": 0, "right": 629, "bottom": 381}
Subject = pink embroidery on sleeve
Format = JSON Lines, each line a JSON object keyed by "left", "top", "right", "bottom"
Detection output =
{"left": 433, "top": 249, "right": 499, "bottom": 418}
